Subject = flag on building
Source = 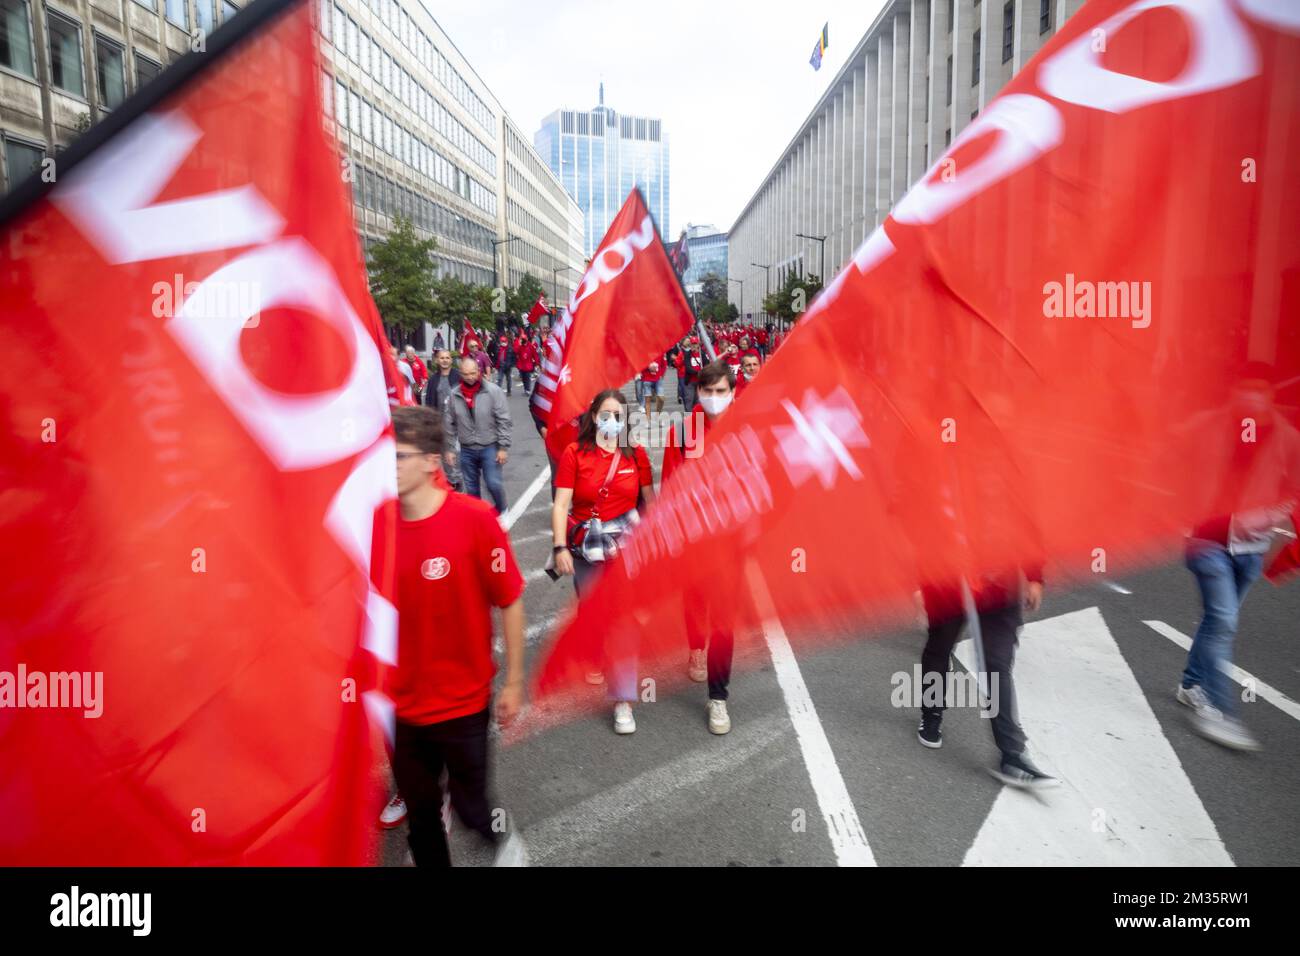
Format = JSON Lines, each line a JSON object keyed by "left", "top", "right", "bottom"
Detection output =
{"left": 531, "top": 187, "right": 695, "bottom": 460}
{"left": 536, "top": 1, "right": 1300, "bottom": 699}
{"left": 810, "top": 22, "right": 829, "bottom": 70}
{"left": 0, "top": 0, "right": 397, "bottom": 864}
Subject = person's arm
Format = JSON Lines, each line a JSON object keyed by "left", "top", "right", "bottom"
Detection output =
{"left": 552, "top": 487, "right": 574, "bottom": 576}
{"left": 495, "top": 387, "right": 512, "bottom": 463}
{"left": 495, "top": 598, "right": 525, "bottom": 726}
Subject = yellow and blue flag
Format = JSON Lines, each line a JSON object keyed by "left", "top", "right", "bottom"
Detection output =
{"left": 809, "top": 22, "right": 829, "bottom": 70}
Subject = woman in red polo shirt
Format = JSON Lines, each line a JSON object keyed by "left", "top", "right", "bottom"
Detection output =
{"left": 551, "top": 389, "right": 655, "bottom": 735}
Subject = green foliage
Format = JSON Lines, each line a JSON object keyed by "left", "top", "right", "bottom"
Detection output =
{"left": 695, "top": 271, "right": 732, "bottom": 324}
{"left": 366, "top": 216, "right": 437, "bottom": 332}
{"left": 762, "top": 270, "right": 823, "bottom": 323}
{"left": 507, "top": 273, "right": 548, "bottom": 320}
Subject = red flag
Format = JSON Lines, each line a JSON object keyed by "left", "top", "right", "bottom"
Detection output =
{"left": 525, "top": 293, "right": 549, "bottom": 326}
{"left": 1265, "top": 538, "right": 1300, "bottom": 585}
{"left": 535, "top": 2, "right": 1300, "bottom": 697}
{"left": 460, "top": 320, "right": 478, "bottom": 357}
{"left": 532, "top": 188, "right": 694, "bottom": 458}
{"left": 0, "top": 0, "right": 397, "bottom": 863}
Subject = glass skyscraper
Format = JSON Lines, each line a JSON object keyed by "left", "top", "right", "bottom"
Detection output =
{"left": 535, "top": 85, "right": 669, "bottom": 257}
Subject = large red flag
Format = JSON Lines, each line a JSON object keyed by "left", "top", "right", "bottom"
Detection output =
{"left": 0, "top": 0, "right": 399, "bottom": 863}
{"left": 532, "top": 188, "right": 694, "bottom": 459}
{"left": 536, "top": 1, "right": 1300, "bottom": 696}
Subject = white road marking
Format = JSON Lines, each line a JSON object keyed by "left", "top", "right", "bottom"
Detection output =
{"left": 501, "top": 466, "right": 551, "bottom": 531}
{"left": 520, "top": 712, "right": 789, "bottom": 865}
{"left": 744, "top": 560, "right": 876, "bottom": 867}
{"left": 956, "top": 607, "right": 1232, "bottom": 866}
{"left": 1143, "top": 620, "right": 1300, "bottom": 723}
{"left": 511, "top": 529, "right": 554, "bottom": 545}
{"left": 1101, "top": 580, "right": 1133, "bottom": 595}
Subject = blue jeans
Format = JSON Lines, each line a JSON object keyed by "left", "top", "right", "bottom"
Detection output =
{"left": 459, "top": 444, "right": 508, "bottom": 514}
{"left": 634, "top": 379, "right": 645, "bottom": 405}
{"left": 1182, "top": 540, "right": 1263, "bottom": 715}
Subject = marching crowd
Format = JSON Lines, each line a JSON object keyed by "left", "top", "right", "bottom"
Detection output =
{"left": 380, "top": 321, "right": 1299, "bottom": 867}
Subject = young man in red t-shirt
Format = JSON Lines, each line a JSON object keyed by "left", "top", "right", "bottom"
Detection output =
{"left": 661, "top": 362, "right": 738, "bottom": 735}
{"left": 390, "top": 405, "right": 527, "bottom": 866}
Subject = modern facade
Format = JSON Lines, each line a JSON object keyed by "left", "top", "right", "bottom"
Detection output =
{"left": 535, "top": 84, "right": 669, "bottom": 257}
{"left": 1, "top": 0, "right": 586, "bottom": 315}
{"left": 680, "top": 222, "right": 727, "bottom": 294}
{"left": 727, "top": 0, "right": 1085, "bottom": 318}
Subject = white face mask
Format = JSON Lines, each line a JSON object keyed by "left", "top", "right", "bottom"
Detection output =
{"left": 596, "top": 416, "right": 625, "bottom": 439}
{"left": 699, "top": 393, "right": 733, "bottom": 416}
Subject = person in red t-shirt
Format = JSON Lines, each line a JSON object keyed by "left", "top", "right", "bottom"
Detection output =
{"left": 514, "top": 330, "right": 539, "bottom": 395}
{"left": 661, "top": 362, "right": 738, "bottom": 734}
{"left": 404, "top": 346, "right": 428, "bottom": 401}
{"left": 551, "top": 389, "right": 655, "bottom": 735}
{"left": 389, "top": 405, "right": 528, "bottom": 867}
{"left": 640, "top": 353, "right": 667, "bottom": 419}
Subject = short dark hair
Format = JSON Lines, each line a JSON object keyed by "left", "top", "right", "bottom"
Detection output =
{"left": 391, "top": 405, "right": 444, "bottom": 455}
{"left": 698, "top": 361, "right": 735, "bottom": 391}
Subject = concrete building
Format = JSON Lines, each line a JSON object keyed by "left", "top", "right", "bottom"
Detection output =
{"left": 1, "top": 0, "right": 242, "bottom": 190}
{"left": 535, "top": 84, "right": 670, "bottom": 257}
{"left": 727, "top": 0, "right": 1085, "bottom": 318}
{"left": 2, "top": 0, "right": 586, "bottom": 316}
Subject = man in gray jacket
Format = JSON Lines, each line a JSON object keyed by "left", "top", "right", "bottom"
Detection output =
{"left": 445, "top": 357, "right": 512, "bottom": 514}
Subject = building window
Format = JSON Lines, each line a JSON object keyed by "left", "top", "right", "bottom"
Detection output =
{"left": 4, "top": 135, "right": 42, "bottom": 190}
{"left": 947, "top": 0, "right": 954, "bottom": 32}
{"left": 46, "top": 12, "right": 83, "bottom": 97}
{"left": 94, "top": 34, "right": 125, "bottom": 109}
{"left": 1040, "top": 0, "right": 1053, "bottom": 34}
{"left": 196, "top": 0, "right": 214, "bottom": 35}
{"left": 971, "top": 29, "right": 981, "bottom": 85}
{"left": 1, "top": 0, "right": 35, "bottom": 77}
{"left": 164, "top": 0, "right": 188, "bottom": 29}
{"left": 134, "top": 52, "right": 160, "bottom": 90}
{"left": 946, "top": 54, "right": 952, "bottom": 106}
{"left": 1002, "top": 1, "right": 1015, "bottom": 63}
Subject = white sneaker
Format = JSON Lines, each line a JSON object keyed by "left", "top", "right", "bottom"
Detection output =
{"left": 613, "top": 701, "right": 636, "bottom": 734}
{"left": 1176, "top": 684, "right": 1218, "bottom": 716}
{"left": 707, "top": 699, "right": 731, "bottom": 735}
{"left": 687, "top": 649, "right": 707, "bottom": 683}
{"left": 493, "top": 830, "right": 530, "bottom": 867}
{"left": 379, "top": 793, "right": 407, "bottom": 829}
{"left": 1191, "top": 710, "right": 1262, "bottom": 752}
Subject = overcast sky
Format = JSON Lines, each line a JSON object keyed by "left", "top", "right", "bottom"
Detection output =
{"left": 431, "top": 0, "right": 888, "bottom": 236}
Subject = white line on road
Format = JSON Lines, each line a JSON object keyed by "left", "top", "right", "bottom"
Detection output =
{"left": 1101, "top": 580, "right": 1133, "bottom": 595}
{"left": 744, "top": 560, "right": 876, "bottom": 866}
{"left": 500, "top": 466, "right": 551, "bottom": 531}
{"left": 1143, "top": 620, "right": 1300, "bottom": 723}
{"left": 956, "top": 607, "right": 1232, "bottom": 866}
{"left": 511, "top": 529, "right": 554, "bottom": 545}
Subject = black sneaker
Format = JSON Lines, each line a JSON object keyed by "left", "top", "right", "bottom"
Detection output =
{"left": 989, "top": 752, "right": 1060, "bottom": 790}
{"left": 917, "top": 713, "right": 943, "bottom": 749}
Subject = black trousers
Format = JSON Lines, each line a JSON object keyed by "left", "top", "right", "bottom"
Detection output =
{"left": 919, "top": 586, "right": 1027, "bottom": 759}
{"left": 687, "top": 626, "right": 735, "bottom": 701}
{"left": 392, "top": 708, "right": 498, "bottom": 867}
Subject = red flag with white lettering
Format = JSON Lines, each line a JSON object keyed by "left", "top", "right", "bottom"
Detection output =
{"left": 535, "top": 1, "right": 1300, "bottom": 697}
{"left": 532, "top": 188, "right": 694, "bottom": 459}
{"left": 0, "top": 0, "right": 397, "bottom": 863}
{"left": 525, "top": 294, "right": 549, "bottom": 326}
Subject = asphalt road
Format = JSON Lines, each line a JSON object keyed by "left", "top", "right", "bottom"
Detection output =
{"left": 379, "top": 371, "right": 1300, "bottom": 867}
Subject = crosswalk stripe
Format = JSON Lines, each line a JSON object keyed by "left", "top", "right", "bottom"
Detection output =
{"left": 500, "top": 466, "right": 551, "bottom": 531}
{"left": 956, "top": 607, "right": 1232, "bottom": 866}
{"left": 744, "top": 560, "right": 876, "bottom": 867}
{"left": 1143, "top": 620, "right": 1300, "bottom": 723}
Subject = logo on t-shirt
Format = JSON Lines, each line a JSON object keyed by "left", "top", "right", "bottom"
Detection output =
{"left": 420, "top": 557, "right": 450, "bottom": 580}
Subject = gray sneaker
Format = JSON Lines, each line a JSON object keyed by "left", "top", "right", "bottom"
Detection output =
{"left": 989, "top": 753, "right": 1060, "bottom": 790}
{"left": 1190, "top": 710, "right": 1261, "bottom": 752}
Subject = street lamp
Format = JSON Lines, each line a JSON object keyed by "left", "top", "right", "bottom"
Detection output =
{"left": 727, "top": 277, "right": 744, "bottom": 317}
{"left": 492, "top": 235, "right": 521, "bottom": 293}
{"left": 552, "top": 264, "right": 581, "bottom": 313}
{"left": 794, "top": 232, "right": 826, "bottom": 284}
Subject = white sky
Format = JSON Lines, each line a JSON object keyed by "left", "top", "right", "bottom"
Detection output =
{"left": 431, "top": 0, "right": 889, "bottom": 235}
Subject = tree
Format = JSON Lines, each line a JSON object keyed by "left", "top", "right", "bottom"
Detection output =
{"left": 430, "top": 273, "right": 495, "bottom": 332}
{"left": 763, "top": 270, "right": 823, "bottom": 324}
{"left": 694, "top": 271, "right": 731, "bottom": 324}
{"left": 506, "top": 273, "right": 548, "bottom": 322}
{"left": 366, "top": 216, "right": 437, "bottom": 333}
